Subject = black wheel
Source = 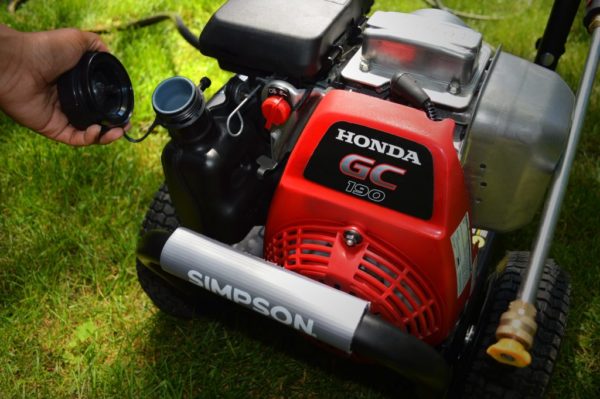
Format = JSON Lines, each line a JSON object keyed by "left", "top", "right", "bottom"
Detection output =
{"left": 136, "top": 183, "right": 203, "bottom": 319}
{"left": 456, "top": 251, "right": 570, "bottom": 398}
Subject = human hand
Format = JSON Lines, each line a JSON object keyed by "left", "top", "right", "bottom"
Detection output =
{"left": 0, "top": 25, "right": 128, "bottom": 146}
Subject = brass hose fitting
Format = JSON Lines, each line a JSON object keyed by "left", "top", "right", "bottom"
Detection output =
{"left": 487, "top": 300, "right": 537, "bottom": 368}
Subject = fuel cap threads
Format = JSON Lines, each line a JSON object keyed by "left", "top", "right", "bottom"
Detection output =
{"left": 58, "top": 51, "right": 134, "bottom": 130}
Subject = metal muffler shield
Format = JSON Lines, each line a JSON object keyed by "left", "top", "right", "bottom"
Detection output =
{"left": 160, "top": 228, "right": 369, "bottom": 353}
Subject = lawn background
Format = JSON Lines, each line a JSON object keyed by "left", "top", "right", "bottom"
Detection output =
{"left": 0, "top": 0, "right": 598, "bottom": 397}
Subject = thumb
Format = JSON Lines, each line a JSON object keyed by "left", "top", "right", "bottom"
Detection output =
{"left": 79, "top": 30, "right": 109, "bottom": 52}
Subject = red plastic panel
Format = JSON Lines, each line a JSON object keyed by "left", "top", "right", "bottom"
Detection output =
{"left": 265, "top": 90, "right": 473, "bottom": 345}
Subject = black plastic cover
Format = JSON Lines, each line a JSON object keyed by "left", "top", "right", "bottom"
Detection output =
{"left": 199, "top": 0, "right": 373, "bottom": 79}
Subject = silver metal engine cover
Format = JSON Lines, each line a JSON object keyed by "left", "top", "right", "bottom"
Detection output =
{"left": 342, "top": 9, "right": 492, "bottom": 110}
{"left": 463, "top": 52, "right": 574, "bottom": 232}
{"left": 362, "top": 11, "right": 481, "bottom": 85}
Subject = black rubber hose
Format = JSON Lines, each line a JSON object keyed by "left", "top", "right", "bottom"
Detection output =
{"left": 352, "top": 313, "right": 451, "bottom": 397}
{"left": 89, "top": 13, "right": 201, "bottom": 51}
{"left": 8, "top": 2, "right": 201, "bottom": 51}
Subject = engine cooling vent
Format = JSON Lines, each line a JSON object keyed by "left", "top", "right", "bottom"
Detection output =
{"left": 265, "top": 225, "right": 441, "bottom": 340}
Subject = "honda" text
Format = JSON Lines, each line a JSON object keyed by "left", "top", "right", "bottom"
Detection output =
{"left": 335, "top": 128, "right": 422, "bottom": 165}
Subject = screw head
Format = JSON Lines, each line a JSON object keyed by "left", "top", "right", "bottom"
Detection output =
{"left": 343, "top": 230, "right": 363, "bottom": 247}
{"left": 447, "top": 80, "right": 461, "bottom": 95}
{"left": 359, "top": 59, "right": 371, "bottom": 72}
{"left": 540, "top": 52, "right": 555, "bottom": 67}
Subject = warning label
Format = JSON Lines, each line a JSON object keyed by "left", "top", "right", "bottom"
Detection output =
{"left": 451, "top": 213, "right": 472, "bottom": 296}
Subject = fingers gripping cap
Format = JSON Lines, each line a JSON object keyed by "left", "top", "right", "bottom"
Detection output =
{"left": 58, "top": 51, "right": 134, "bottom": 130}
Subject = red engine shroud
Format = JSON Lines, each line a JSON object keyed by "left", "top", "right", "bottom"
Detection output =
{"left": 265, "top": 90, "right": 472, "bottom": 345}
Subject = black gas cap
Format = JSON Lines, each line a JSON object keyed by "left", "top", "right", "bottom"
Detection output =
{"left": 58, "top": 51, "right": 133, "bottom": 130}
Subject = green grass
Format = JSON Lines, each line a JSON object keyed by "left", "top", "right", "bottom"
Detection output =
{"left": 0, "top": 0, "right": 599, "bottom": 397}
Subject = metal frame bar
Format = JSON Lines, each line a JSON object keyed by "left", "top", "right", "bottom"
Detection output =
{"left": 534, "top": 0, "right": 582, "bottom": 70}
{"left": 520, "top": 25, "right": 600, "bottom": 304}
